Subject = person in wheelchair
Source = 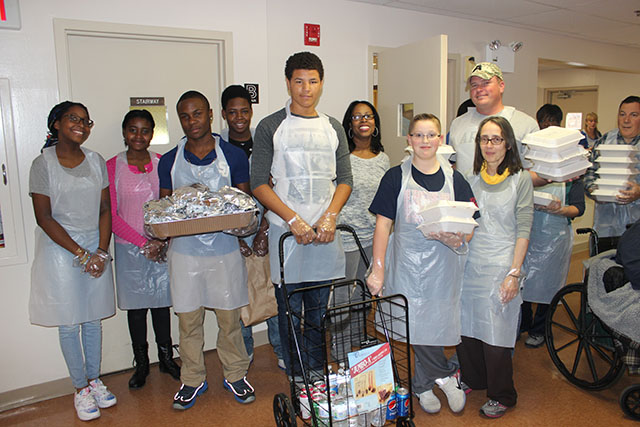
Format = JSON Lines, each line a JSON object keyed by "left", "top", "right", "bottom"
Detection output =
{"left": 520, "top": 105, "right": 586, "bottom": 349}
{"left": 587, "top": 219, "right": 640, "bottom": 375}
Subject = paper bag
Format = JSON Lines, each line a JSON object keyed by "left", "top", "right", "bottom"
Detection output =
{"left": 240, "top": 254, "right": 278, "bottom": 326}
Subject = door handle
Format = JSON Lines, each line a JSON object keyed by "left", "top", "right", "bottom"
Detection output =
{"left": 2, "top": 163, "right": 6, "bottom": 185}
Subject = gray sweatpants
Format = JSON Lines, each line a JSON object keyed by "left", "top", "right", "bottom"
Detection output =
{"left": 412, "top": 345, "right": 459, "bottom": 393}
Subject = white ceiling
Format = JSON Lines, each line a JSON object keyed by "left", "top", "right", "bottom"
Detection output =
{"left": 348, "top": 0, "right": 640, "bottom": 49}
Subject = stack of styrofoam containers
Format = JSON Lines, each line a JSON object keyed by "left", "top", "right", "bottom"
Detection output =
{"left": 417, "top": 200, "right": 478, "bottom": 237}
{"left": 522, "top": 126, "right": 591, "bottom": 181}
{"left": 591, "top": 145, "right": 639, "bottom": 202}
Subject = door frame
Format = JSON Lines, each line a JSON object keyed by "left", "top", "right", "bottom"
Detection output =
{"left": 53, "top": 19, "right": 233, "bottom": 108}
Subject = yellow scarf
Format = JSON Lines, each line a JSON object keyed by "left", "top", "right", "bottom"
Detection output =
{"left": 480, "top": 162, "right": 510, "bottom": 185}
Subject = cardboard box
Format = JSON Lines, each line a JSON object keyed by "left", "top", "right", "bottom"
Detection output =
{"left": 147, "top": 211, "right": 257, "bottom": 239}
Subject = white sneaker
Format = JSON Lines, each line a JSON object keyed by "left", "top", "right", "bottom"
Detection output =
{"left": 436, "top": 374, "right": 466, "bottom": 413}
{"left": 277, "top": 359, "right": 286, "bottom": 370}
{"left": 89, "top": 378, "right": 117, "bottom": 408}
{"left": 417, "top": 389, "right": 441, "bottom": 413}
{"left": 74, "top": 387, "right": 100, "bottom": 421}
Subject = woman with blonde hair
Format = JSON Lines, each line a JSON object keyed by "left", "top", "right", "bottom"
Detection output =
{"left": 581, "top": 112, "right": 601, "bottom": 149}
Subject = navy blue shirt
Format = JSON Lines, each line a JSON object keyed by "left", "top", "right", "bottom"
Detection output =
{"left": 158, "top": 136, "right": 250, "bottom": 190}
{"left": 370, "top": 165, "right": 479, "bottom": 221}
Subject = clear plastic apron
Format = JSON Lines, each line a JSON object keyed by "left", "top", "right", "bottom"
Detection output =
{"left": 29, "top": 147, "right": 115, "bottom": 326}
{"left": 593, "top": 130, "right": 640, "bottom": 237}
{"left": 167, "top": 137, "right": 248, "bottom": 312}
{"left": 113, "top": 152, "right": 171, "bottom": 310}
{"left": 385, "top": 156, "right": 466, "bottom": 346}
{"left": 461, "top": 172, "right": 523, "bottom": 347}
{"left": 522, "top": 182, "right": 573, "bottom": 304}
{"left": 266, "top": 100, "right": 345, "bottom": 284}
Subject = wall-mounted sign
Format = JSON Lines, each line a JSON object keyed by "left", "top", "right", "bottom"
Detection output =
{"left": 0, "top": 0, "right": 21, "bottom": 30}
{"left": 244, "top": 83, "right": 259, "bottom": 104}
{"left": 130, "top": 97, "right": 169, "bottom": 146}
{"left": 304, "top": 23, "right": 320, "bottom": 46}
{"left": 566, "top": 112, "right": 582, "bottom": 130}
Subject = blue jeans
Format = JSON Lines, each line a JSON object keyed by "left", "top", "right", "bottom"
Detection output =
{"left": 58, "top": 320, "right": 102, "bottom": 389}
{"left": 275, "top": 281, "right": 330, "bottom": 377}
{"left": 240, "top": 315, "right": 283, "bottom": 360}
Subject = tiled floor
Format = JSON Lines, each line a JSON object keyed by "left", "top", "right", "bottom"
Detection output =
{"left": 2, "top": 251, "right": 638, "bottom": 426}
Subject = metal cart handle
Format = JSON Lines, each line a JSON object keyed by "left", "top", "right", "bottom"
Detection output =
{"left": 278, "top": 224, "right": 370, "bottom": 286}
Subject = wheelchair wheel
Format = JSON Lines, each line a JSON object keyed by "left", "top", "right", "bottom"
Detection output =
{"left": 273, "top": 393, "right": 297, "bottom": 427}
{"left": 545, "top": 283, "right": 625, "bottom": 390}
{"left": 620, "top": 384, "right": 640, "bottom": 421}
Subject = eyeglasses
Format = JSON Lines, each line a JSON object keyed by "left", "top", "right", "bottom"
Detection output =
{"left": 479, "top": 136, "right": 505, "bottom": 145}
{"left": 351, "top": 114, "right": 374, "bottom": 121}
{"left": 409, "top": 132, "right": 440, "bottom": 141}
{"left": 63, "top": 113, "right": 94, "bottom": 128}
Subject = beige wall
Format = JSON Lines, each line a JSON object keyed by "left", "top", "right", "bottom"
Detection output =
{"left": 538, "top": 68, "right": 640, "bottom": 132}
{"left": 2, "top": 0, "right": 640, "bottom": 395}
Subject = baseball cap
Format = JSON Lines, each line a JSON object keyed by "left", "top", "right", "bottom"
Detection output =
{"left": 468, "top": 62, "right": 503, "bottom": 81}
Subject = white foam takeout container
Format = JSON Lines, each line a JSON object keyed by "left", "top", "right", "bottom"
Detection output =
{"left": 417, "top": 216, "right": 478, "bottom": 236}
{"left": 596, "top": 156, "right": 639, "bottom": 169}
{"left": 437, "top": 145, "right": 455, "bottom": 155}
{"left": 591, "top": 189, "right": 623, "bottom": 203}
{"left": 595, "top": 144, "right": 639, "bottom": 158}
{"left": 531, "top": 157, "right": 591, "bottom": 181}
{"left": 533, "top": 191, "right": 558, "bottom": 207}
{"left": 594, "top": 178, "right": 631, "bottom": 192}
{"left": 596, "top": 167, "right": 639, "bottom": 181}
{"left": 418, "top": 200, "right": 479, "bottom": 224}
{"left": 524, "top": 144, "right": 586, "bottom": 162}
{"left": 522, "top": 126, "right": 583, "bottom": 149}
{"left": 526, "top": 151, "right": 588, "bottom": 168}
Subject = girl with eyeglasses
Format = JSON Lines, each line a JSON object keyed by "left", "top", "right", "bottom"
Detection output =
{"left": 106, "top": 110, "right": 180, "bottom": 390}
{"left": 29, "top": 101, "right": 117, "bottom": 421}
{"left": 368, "top": 113, "right": 478, "bottom": 415}
{"left": 456, "top": 116, "right": 533, "bottom": 418}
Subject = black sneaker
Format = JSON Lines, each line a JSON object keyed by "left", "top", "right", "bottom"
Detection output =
{"left": 172, "top": 381, "right": 208, "bottom": 410}
{"left": 223, "top": 376, "right": 255, "bottom": 404}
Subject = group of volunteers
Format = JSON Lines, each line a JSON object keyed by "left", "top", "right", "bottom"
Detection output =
{"left": 27, "top": 49, "right": 640, "bottom": 422}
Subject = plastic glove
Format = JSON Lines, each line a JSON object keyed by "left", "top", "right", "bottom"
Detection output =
{"left": 252, "top": 224, "right": 269, "bottom": 257}
{"left": 84, "top": 248, "right": 111, "bottom": 278}
{"left": 427, "top": 231, "right": 467, "bottom": 253}
{"left": 141, "top": 239, "right": 165, "bottom": 261}
{"left": 499, "top": 270, "right": 520, "bottom": 304}
{"left": 239, "top": 239, "right": 253, "bottom": 257}
{"left": 73, "top": 247, "right": 91, "bottom": 268}
{"left": 288, "top": 213, "right": 316, "bottom": 245}
{"left": 313, "top": 211, "right": 338, "bottom": 243}
{"left": 365, "top": 258, "right": 385, "bottom": 297}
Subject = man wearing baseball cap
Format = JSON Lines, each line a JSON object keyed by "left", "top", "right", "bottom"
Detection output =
{"left": 449, "top": 62, "right": 539, "bottom": 179}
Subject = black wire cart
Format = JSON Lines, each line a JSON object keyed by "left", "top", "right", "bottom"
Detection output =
{"left": 273, "top": 225, "right": 415, "bottom": 427}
